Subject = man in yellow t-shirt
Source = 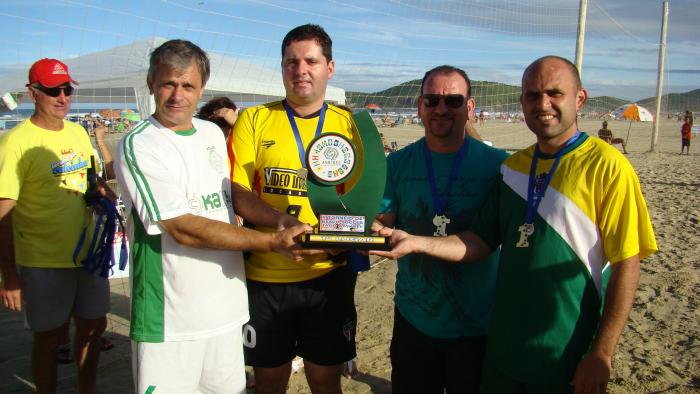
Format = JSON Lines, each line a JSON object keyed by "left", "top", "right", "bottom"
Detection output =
{"left": 0, "top": 58, "right": 110, "bottom": 393}
{"left": 230, "top": 24, "right": 357, "bottom": 393}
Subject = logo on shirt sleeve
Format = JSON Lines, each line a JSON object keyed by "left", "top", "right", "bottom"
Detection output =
{"left": 189, "top": 189, "right": 233, "bottom": 215}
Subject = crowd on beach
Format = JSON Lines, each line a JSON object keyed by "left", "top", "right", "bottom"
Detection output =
{"left": 4, "top": 21, "right": 692, "bottom": 394}
{"left": 78, "top": 117, "right": 134, "bottom": 136}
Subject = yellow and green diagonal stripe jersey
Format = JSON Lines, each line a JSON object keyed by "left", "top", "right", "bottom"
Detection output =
{"left": 471, "top": 133, "right": 657, "bottom": 384}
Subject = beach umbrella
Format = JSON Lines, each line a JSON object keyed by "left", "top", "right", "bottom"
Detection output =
{"left": 366, "top": 103, "right": 381, "bottom": 113}
{"left": 619, "top": 104, "right": 653, "bottom": 144}
{"left": 621, "top": 104, "right": 653, "bottom": 122}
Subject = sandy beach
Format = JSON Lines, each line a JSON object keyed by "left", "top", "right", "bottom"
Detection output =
{"left": 0, "top": 118, "right": 698, "bottom": 393}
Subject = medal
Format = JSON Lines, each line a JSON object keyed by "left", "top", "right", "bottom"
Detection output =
{"left": 297, "top": 167, "right": 308, "bottom": 179}
{"left": 432, "top": 214, "right": 451, "bottom": 237}
{"left": 423, "top": 138, "right": 469, "bottom": 238}
{"left": 520, "top": 131, "right": 582, "bottom": 248}
{"left": 516, "top": 223, "right": 534, "bottom": 248}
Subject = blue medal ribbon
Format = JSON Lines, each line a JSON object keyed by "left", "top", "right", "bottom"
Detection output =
{"left": 525, "top": 131, "right": 582, "bottom": 226}
{"left": 422, "top": 137, "right": 470, "bottom": 216}
{"left": 73, "top": 197, "right": 127, "bottom": 278}
{"left": 283, "top": 100, "right": 327, "bottom": 170}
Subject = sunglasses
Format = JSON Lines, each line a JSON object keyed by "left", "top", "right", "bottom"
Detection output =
{"left": 421, "top": 94, "right": 466, "bottom": 109}
{"left": 32, "top": 84, "right": 74, "bottom": 97}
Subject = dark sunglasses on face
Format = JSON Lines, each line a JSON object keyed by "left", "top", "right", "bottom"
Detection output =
{"left": 32, "top": 84, "right": 74, "bottom": 97}
{"left": 421, "top": 94, "right": 466, "bottom": 108}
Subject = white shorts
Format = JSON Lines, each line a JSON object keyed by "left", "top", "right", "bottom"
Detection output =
{"left": 132, "top": 328, "right": 246, "bottom": 394}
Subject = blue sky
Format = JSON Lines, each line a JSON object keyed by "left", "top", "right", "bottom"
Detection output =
{"left": 1, "top": 0, "right": 698, "bottom": 101}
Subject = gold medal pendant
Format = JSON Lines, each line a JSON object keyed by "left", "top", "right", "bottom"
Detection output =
{"left": 516, "top": 223, "right": 534, "bottom": 248}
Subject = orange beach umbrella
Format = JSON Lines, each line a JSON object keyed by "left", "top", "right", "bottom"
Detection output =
{"left": 620, "top": 104, "right": 653, "bottom": 144}
{"left": 621, "top": 104, "right": 653, "bottom": 122}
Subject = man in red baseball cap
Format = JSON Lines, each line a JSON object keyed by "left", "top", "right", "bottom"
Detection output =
{"left": 23, "top": 58, "right": 80, "bottom": 132}
{"left": 0, "top": 58, "right": 110, "bottom": 394}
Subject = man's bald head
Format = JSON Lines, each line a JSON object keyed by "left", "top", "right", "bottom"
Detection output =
{"left": 522, "top": 56, "right": 581, "bottom": 90}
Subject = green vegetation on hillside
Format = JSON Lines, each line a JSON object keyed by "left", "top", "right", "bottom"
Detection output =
{"left": 346, "top": 79, "right": 699, "bottom": 114}
{"left": 637, "top": 89, "right": 700, "bottom": 113}
{"left": 346, "top": 79, "right": 521, "bottom": 111}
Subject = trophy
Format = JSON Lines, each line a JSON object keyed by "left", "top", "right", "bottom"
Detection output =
{"left": 301, "top": 111, "right": 389, "bottom": 250}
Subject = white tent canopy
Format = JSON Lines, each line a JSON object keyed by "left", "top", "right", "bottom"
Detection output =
{"left": 0, "top": 37, "right": 346, "bottom": 118}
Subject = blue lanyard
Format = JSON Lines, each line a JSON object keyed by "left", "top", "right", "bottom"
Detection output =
{"left": 283, "top": 100, "right": 327, "bottom": 169}
{"left": 73, "top": 197, "right": 127, "bottom": 278}
{"left": 422, "top": 137, "right": 469, "bottom": 216}
{"left": 525, "top": 131, "right": 581, "bottom": 225}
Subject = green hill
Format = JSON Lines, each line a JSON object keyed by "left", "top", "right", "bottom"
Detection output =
{"left": 346, "top": 79, "right": 700, "bottom": 114}
{"left": 346, "top": 79, "right": 422, "bottom": 109}
{"left": 637, "top": 89, "right": 700, "bottom": 113}
{"left": 346, "top": 79, "right": 622, "bottom": 113}
{"left": 346, "top": 79, "right": 521, "bottom": 111}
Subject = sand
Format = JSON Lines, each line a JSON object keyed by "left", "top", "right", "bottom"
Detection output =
{"left": 0, "top": 119, "right": 698, "bottom": 393}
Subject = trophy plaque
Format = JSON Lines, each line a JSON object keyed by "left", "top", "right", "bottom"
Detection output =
{"left": 301, "top": 111, "right": 389, "bottom": 250}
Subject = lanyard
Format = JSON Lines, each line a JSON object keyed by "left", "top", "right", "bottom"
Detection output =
{"left": 525, "top": 131, "right": 581, "bottom": 225}
{"left": 422, "top": 137, "right": 469, "bottom": 216}
{"left": 283, "top": 100, "right": 327, "bottom": 169}
{"left": 73, "top": 197, "right": 127, "bottom": 278}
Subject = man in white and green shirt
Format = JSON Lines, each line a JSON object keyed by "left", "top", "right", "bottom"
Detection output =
{"left": 372, "top": 56, "right": 657, "bottom": 393}
{"left": 115, "top": 39, "right": 309, "bottom": 394}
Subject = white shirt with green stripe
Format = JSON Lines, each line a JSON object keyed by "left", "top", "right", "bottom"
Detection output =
{"left": 116, "top": 117, "right": 248, "bottom": 342}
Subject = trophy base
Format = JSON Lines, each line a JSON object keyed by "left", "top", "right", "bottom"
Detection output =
{"left": 301, "top": 233, "right": 390, "bottom": 250}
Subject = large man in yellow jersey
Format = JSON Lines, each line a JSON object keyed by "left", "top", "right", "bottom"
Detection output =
{"left": 372, "top": 56, "right": 657, "bottom": 393}
{"left": 0, "top": 58, "right": 110, "bottom": 394}
{"left": 229, "top": 24, "right": 357, "bottom": 393}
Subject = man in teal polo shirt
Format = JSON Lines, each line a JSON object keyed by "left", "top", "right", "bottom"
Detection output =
{"left": 374, "top": 65, "right": 507, "bottom": 393}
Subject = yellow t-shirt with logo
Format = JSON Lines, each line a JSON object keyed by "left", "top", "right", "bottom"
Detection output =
{"left": 0, "top": 119, "right": 94, "bottom": 268}
{"left": 230, "top": 101, "right": 358, "bottom": 282}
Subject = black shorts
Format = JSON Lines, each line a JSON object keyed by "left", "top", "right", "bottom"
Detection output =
{"left": 390, "top": 307, "right": 487, "bottom": 394}
{"left": 243, "top": 265, "right": 357, "bottom": 367}
{"left": 682, "top": 138, "right": 690, "bottom": 147}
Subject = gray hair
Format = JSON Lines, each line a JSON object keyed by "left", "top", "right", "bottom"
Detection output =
{"left": 148, "top": 39, "right": 210, "bottom": 86}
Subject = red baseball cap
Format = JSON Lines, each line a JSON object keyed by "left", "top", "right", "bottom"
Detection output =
{"left": 26, "top": 58, "right": 79, "bottom": 87}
